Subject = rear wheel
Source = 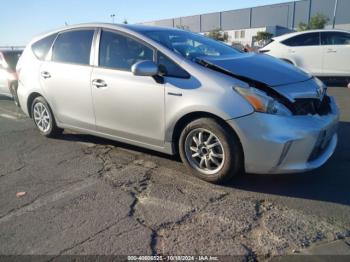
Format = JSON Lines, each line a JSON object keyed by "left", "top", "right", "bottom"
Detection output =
{"left": 179, "top": 118, "right": 243, "bottom": 183}
{"left": 31, "top": 96, "right": 63, "bottom": 137}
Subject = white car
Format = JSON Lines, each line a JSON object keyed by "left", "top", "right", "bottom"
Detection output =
{"left": 260, "top": 30, "right": 350, "bottom": 78}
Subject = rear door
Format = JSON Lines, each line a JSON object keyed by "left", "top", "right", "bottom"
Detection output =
{"left": 40, "top": 29, "right": 96, "bottom": 129}
{"left": 321, "top": 31, "right": 350, "bottom": 76}
{"left": 282, "top": 32, "right": 323, "bottom": 75}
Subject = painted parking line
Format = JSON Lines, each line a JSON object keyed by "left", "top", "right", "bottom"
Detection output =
{"left": 0, "top": 107, "right": 26, "bottom": 120}
{"left": 0, "top": 177, "right": 99, "bottom": 224}
{"left": 0, "top": 113, "right": 19, "bottom": 120}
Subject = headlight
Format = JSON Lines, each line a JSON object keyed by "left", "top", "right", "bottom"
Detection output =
{"left": 314, "top": 77, "right": 327, "bottom": 99}
{"left": 234, "top": 86, "right": 292, "bottom": 116}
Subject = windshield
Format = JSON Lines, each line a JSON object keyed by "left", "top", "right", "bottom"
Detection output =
{"left": 2, "top": 51, "right": 22, "bottom": 70}
{"left": 143, "top": 30, "right": 240, "bottom": 61}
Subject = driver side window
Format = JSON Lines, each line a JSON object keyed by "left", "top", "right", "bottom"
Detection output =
{"left": 99, "top": 30, "right": 154, "bottom": 71}
{"left": 157, "top": 52, "right": 190, "bottom": 79}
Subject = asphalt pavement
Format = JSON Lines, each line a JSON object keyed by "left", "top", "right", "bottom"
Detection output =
{"left": 0, "top": 87, "right": 349, "bottom": 260}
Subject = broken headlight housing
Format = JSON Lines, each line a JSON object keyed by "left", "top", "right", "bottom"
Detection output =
{"left": 234, "top": 86, "right": 292, "bottom": 116}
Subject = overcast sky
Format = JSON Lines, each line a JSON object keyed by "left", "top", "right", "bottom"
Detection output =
{"left": 0, "top": 0, "right": 292, "bottom": 46}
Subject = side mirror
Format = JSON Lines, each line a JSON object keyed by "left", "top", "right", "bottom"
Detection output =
{"left": 131, "top": 60, "right": 159, "bottom": 77}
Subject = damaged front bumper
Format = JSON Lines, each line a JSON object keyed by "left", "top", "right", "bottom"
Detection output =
{"left": 227, "top": 96, "right": 339, "bottom": 174}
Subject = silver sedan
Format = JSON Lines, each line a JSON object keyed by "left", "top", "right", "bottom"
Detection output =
{"left": 16, "top": 23, "right": 339, "bottom": 183}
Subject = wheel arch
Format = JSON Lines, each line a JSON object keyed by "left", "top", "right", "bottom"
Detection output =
{"left": 170, "top": 111, "right": 243, "bottom": 156}
{"left": 27, "top": 92, "right": 44, "bottom": 118}
{"left": 280, "top": 58, "right": 295, "bottom": 65}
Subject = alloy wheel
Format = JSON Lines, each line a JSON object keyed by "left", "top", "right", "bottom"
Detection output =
{"left": 33, "top": 102, "right": 51, "bottom": 133}
{"left": 184, "top": 128, "right": 225, "bottom": 175}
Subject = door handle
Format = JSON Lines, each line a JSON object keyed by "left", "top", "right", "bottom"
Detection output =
{"left": 92, "top": 79, "right": 107, "bottom": 88}
{"left": 41, "top": 71, "right": 51, "bottom": 79}
{"left": 327, "top": 49, "right": 337, "bottom": 53}
{"left": 288, "top": 49, "right": 296, "bottom": 54}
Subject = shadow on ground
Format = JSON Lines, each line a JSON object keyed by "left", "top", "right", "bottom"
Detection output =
{"left": 232, "top": 121, "right": 350, "bottom": 206}
{"left": 55, "top": 132, "right": 180, "bottom": 161}
{"left": 0, "top": 96, "right": 13, "bottom": 102}
{"left": 54, "top": 120, "right": 350, "bottom": 206}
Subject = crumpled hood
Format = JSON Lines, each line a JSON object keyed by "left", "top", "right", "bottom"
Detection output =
{"left": 198, "top": 53, "right": 312, "bottom": 87}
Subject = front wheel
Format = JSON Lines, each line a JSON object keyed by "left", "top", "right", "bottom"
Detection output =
{"left": 179, "top": 118, "right": 243, "bottom": 183}
{"left": 31, "top": 96, "right": 63, "bottom": 137}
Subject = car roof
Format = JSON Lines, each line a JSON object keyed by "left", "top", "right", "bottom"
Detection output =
{"left": 32, "top": 23, "right": 181, "bottom": 42}
{"left": 28, "top": 23, "right": 190, "bottom": 67}
{"left": 273, "top": 29, "right": 350, "bottom": 42}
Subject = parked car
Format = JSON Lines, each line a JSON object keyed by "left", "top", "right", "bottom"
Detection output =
{"left": 0, "top": 49, "right": 22, "bottom": 106}
{"left": 260, "top": 30, "right": 350, "bottom": 78}
{"left": 17, "top": 24, "right": 339, "bottom": 183}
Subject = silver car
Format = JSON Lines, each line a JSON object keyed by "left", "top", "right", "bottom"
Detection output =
{"left": 16, "top": 23, "right": 339, "bottom": 183}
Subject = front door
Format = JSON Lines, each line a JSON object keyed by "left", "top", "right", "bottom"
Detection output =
{"left": 91, "top": 30, "right": 165, "bottom": 147}
{"left": 321, "top": 31, "right": 350, "bottom": 76}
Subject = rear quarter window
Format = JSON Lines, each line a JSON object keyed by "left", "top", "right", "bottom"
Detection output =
{"left": 32, "top": 33, "right": 58, "bottom": 60}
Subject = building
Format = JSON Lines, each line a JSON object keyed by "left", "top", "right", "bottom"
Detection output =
{"left": 142, "top": 0, "right": 350, "bottom": 47}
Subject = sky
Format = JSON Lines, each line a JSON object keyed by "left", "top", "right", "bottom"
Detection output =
{"left": 0, "top": 0, "right": 292, "bottom": 46}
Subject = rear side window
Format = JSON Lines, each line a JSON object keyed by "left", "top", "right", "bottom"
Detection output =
{"left": 262, "top": 39, "right": 274, "bottom": 48}
{"left": 52, "top": 30, "right": 94, "bottom": 65}
{"left": 32, "top": 34, "right": 57, "bottom": 60}
{"left": 282, "top": 33, "right": 320, "bottom": 47}
{"left": 157, "top": 52, "right": 190, "bottom": 78}
{"left": 99, "top": 30, "right": 154, "bottom": 71}
{"left": 321, "top": 32, "right": 350, "bottom": 45}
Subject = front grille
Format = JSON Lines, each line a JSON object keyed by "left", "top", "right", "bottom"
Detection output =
{"left": 293, "top": 96, "right": 331, "bottom": 116}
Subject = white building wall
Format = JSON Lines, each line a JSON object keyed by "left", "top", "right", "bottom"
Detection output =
{"left": 226, "top": 27, "right": 266, "bottom": 46}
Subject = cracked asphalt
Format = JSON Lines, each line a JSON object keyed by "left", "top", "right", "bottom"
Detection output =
{"left": 0, "top": 87, "right": 350, "bottom": 260}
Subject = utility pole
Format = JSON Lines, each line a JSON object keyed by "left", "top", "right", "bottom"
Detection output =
{"left": 110, "top": 14, "right": 116, "bottom": 23}
{"left": 333, "top": 0, "right": 338, "bottom": 29}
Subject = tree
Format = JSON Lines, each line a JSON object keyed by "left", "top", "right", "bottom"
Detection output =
{"left": 297, "top": 13, "right": 329, "bottom": 31}
{"left": 255, "top": 31, "right": 273, "bottom": 42}
{"left": 123, "top": 19, "right": 128, "bottom": 24}
{"left": 205, "top": 29, "right": 228, "bottom": 42}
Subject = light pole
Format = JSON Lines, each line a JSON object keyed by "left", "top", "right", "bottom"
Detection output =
{"left": 333, "top": 0, "right": 338, "bottom": 29}
{"left": 110, "top": 14, "right": 115, "bottom": 23}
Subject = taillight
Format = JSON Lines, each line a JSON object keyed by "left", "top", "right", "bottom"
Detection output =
{"left": 6, "top": 69, "right": 17, "bottom": 81}
{"left": 16, "top": 68, "right": 21, "bottom": 81}
{"left": 12, "top": 71, "right": 18, "bottom": 80}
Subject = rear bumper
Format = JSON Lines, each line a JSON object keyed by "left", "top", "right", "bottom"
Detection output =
{"left": 17, "top": 81, "right": 30, "bottom": 116}
{"left": 227, "top": 96, "right": 339, "bottom": 174}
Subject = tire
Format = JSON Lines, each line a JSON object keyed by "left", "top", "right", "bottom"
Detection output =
{"left": 179, "top": 118, "right": 243, "bottom": 183}
{"left": 9, "top": 82, "right": 20, "bottom": 107}
{"left": 31, "top": 96, "right": 63, "bottom": 137}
